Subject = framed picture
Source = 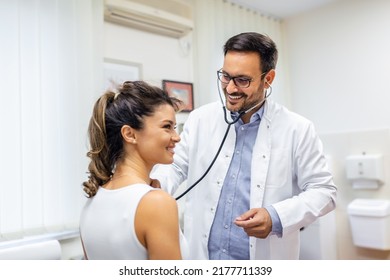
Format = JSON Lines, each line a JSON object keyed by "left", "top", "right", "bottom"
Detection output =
{"left": 103, "top": 58, "right": 142, "bottom": 90}
{"left": 162, "top": 80, "right": 194, "bottom": 112}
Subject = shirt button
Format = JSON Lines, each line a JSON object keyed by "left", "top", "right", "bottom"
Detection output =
{"left": 222, "top": 249, "right": 226, "bottom": 253}
{"left": 241, "top": 127, "right": 245, "bottom": 131}
{"left": 257, "top": 184, "right": 261, "bottom": 188}
{"left": 224, "top": 225, "right": 228, "bottom": 229}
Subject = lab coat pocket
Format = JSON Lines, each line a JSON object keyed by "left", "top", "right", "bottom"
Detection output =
{"left": 266, "top": 148, "right": 289, "bottom": 188}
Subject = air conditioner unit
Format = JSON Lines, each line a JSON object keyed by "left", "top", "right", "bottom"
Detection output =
{"left": 104, "top": 0, "right": 194, "bottom": 38}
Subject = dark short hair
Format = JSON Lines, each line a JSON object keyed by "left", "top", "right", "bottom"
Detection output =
{"left": 223, "top": 32, "right": 278, "bottom": 73}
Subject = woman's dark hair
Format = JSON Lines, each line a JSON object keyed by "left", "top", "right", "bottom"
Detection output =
{"left": 223, "top": 32, "right": 278, "bottom": 73}
{"left": 82, "top": 81, "right": 182, "bottom": 197}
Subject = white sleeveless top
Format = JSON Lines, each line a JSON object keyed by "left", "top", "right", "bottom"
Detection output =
{"left": 80, "top": 184, "right": 188, "bottom": 260}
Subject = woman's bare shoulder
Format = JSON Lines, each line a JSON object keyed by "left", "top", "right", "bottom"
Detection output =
{"left": 139, "top": 189, "right": 177, "bottom": 213}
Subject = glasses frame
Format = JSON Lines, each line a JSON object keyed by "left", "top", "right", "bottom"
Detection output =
{"left": 217, "top": 69, "right": 266, "bottom": 88}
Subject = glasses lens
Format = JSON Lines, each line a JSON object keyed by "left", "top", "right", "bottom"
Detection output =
{"left": 234, "top": 77, "right": 250, "bottom": 88}
{"left": 218, "top": 71, "right": 230, "bottom": 84}
{"left": 217, "top": 71, "right": 251, "bottom": 88}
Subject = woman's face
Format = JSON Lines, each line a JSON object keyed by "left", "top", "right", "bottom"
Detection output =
{"left": 135, "top": 104, "right": 180, "bottom": 166}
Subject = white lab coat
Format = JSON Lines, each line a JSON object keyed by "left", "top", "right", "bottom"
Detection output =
{"left": 152, "top": 99, "right": 337, "bottom": 260}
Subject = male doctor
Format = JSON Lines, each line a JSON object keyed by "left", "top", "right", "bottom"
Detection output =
{"left": 152, "top": 32, "right": 337, "bottom": 260}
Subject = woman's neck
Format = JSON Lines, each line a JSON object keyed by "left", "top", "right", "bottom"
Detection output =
{"left": 105, "top": 158, "right": 152, "bottom": 189}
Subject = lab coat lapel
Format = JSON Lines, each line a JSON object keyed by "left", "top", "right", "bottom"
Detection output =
{"left": 250, "top": 100, "right": 273, "bottom": 209}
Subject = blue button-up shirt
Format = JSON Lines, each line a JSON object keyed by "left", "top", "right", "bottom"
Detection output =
{"left": 208, "top": 107, "right": 281, "bottom": 260}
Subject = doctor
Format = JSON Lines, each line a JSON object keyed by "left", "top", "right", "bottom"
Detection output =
{"left": 152, "top": 32, "right": 337, "bottom": 260}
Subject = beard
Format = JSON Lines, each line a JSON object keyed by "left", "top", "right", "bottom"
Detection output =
{"left": 224, "top": 91, "right": 265, "bottom": 113}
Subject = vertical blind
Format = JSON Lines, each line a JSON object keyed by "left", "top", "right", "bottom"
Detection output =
{"left": 0, "top": 0, "right": 103, "bottom": 241}
{"left": 192, "top": 0, "right": 290, "bottom": 107}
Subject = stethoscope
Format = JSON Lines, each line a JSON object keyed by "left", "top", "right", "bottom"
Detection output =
{"left": 175, "top": 78, "right": 272, "bottom": 200}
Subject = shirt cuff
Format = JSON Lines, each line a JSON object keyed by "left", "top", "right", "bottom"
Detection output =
{"left": 264, "top": 205, "right": 283, "bottom": 237}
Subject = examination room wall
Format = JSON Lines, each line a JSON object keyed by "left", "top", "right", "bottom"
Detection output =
{"left": 103, "top": 21, "right": 194, "bottom": 127}
{"left": 283, "top": 0, "right": 390, "bottom": 259}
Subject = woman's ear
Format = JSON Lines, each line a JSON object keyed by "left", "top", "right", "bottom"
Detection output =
{"left": 121, "top": 125, "right": 137, "bottom": 144}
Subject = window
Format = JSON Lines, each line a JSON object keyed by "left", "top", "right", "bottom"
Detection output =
{"left": 0, "top": 0, "right": 102, "bottom": 241}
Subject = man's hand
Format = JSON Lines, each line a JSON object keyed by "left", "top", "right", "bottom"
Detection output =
{"left": 234, "top": 208, "right": 272, "bottom": 238}
{"left": 149, "top": 178, "right": 161, "bottom": 189}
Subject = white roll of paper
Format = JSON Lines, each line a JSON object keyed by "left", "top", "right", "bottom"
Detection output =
{"left": 0, "top": 239, "right": 62, "bottom": 260}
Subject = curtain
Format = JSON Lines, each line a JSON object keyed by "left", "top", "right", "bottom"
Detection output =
{"left": 0, "top": 0, "right": 103, "bottom": 240}
{"left": 191, "top": 0, "right": 290, "bottom": 107}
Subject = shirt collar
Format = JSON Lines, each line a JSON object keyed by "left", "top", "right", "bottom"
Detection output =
{"left": 231, "top": 105, "right": 265, "bottom": 124}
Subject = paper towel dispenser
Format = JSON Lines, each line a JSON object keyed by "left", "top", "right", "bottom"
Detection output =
{"left": 345, "top": 153, "right": 384, "bottom": 189}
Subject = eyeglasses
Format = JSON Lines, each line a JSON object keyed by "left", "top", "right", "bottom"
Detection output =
{"left": 217, "top": 69, "right": 266, "bottom": 88}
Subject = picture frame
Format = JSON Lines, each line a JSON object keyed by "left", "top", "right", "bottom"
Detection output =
{"left": 103, "top": 58, "right": 142, "bottom": 90}
{"left": 162, "top": 80, "right": 194, "bottom": 112}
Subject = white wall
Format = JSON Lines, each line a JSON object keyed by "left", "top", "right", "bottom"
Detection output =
{"left": 283, "top": 0, "right": 390, "bottom": 259}
{"left": 103, "top": 22, "right": 193, "bottom": 126}
{"left": 104, "top": 23, "right": 193, "bottom": 86}
{"left": 283, "top": 0, "right": 390, "bottom": 134}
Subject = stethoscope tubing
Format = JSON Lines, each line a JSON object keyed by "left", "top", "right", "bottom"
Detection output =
{"left": 175, "top": 114, "right": 237, "bottom": 200}
{"left": 175, "top": 80, "right": 270, "bottom": 200}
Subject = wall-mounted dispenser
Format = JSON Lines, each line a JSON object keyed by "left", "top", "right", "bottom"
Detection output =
{"left": 348, "top": 198, "right": 390, "bottom": 250}
{"left": 345, "top": 153, "right": 384, "bottom": 189}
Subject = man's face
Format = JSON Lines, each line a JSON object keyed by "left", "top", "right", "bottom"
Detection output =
{"left": 221, "top": 51, "right": 269, "bottom": 115}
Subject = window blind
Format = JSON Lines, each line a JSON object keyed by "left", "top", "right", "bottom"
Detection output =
{"left": 0, "top": 0, "right": 103, "bottom": 241}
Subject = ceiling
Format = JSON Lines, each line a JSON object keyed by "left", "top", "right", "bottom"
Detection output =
{"left": 230, "top": 0, "right": 340, "bottom": 19}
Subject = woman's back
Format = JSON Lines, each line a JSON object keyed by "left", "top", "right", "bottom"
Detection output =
{"left": 80, "top": 184, "right": 153, "bottom": 260}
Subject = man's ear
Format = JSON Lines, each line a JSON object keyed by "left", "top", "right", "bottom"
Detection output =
{"left": 121, "top": 125, "right": 137, "bottom": 144}
{"left": 265, "top": 69, "right": 276, "bottom": 88}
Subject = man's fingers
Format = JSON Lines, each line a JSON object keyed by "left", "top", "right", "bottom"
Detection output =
{"left": 235, "top": 208, "right": 257, "bottom": 221}
{"left": 150, "top": 179, "right": 161, "bottom": 189}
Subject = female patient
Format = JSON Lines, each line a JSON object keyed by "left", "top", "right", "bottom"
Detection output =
{"left": 80, "top": 81, "right": 186, "bottom": 260}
